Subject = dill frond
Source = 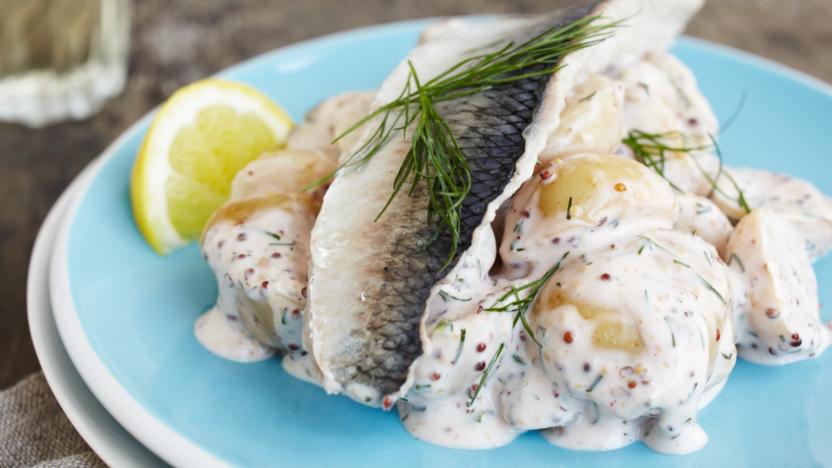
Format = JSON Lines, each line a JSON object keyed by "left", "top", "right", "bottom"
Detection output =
{"left": 317, "top": 15, "right": 619, "bottom": 268}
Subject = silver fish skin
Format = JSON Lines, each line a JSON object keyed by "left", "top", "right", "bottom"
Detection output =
{"left": 308, "top": 0, "right": 704, "bottom": 407}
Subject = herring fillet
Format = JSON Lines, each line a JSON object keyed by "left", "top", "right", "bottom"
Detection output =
{"left": 308, "top": 0, "right": 703, "bottom": 406}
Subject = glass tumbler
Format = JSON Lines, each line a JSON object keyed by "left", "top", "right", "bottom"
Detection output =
{"left": 0, "top": 0, "right": 131, "bottom": 127}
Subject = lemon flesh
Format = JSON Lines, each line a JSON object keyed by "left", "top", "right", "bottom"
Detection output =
{"left": 130, "top": 79, "right": 292, "bottom": 254}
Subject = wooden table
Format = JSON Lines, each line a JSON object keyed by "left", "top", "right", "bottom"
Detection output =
{"left": 2, "top": 0, "right": 831, "bottom": 388}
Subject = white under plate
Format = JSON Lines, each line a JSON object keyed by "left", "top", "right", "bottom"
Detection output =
{"left": 26, "top": 163, "right": 165, "bottom": 467}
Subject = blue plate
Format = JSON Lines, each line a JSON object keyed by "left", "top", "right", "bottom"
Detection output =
{"left": 50, "top": 19, "right": 832, "bottom": 467}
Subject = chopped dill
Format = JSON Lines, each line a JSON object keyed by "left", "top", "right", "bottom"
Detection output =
{"left": 695, "top": 273, "right": 728, "bottom": 305}
{"left": 268, "top": 241, "right": 296, "bottom": 247}
{"left": 438, "top": 290, "right": 472, "bottom": 302}
{"left": 467, "top": 342, "right": 505, "bottom": 407}
{"left": 485, "top": 251, "right": 570, "bottom": 346}
{"left": 718, "top": 90, "right": 748, "bottom": 134}
{"left": 434, "top": 319, "right": 453, "bottom": 333}
{"left": 695, "top": 203, "right": 712, "bottom": 215}
{"left": 622, "top": 129, "right": 697, "bottom": 191}
{"left": 728, "top": 253, "right": 746, "bottom": 273}
{"left": 451, "top": 328, "right": 467, "bottom": 365}
{"left": 622, "top": 130, "right": 751, "bottom": 214}
{"left": 469, "top": 252, "right": 571, "bottom": 405}
{"left": 673, "top": 258, "right": 691, "bottom": 268}
{"left": 645, "top": 236, "right": 727, "bottom": 305}
{"left": 566, "top": 196, "right": 574, "bottom": 220}
{"left": 578, "top": 90, "right": 597, "bottom": 103}
{"left": 586, "top": 373, "right": 604, "bottom": 392}
{"left": 664, "top": 315, "right": 677, "bottom": 348}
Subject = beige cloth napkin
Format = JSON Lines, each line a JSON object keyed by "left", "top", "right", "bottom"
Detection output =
{"left": 0, "top": 373, "right": 104, "bottom": 468}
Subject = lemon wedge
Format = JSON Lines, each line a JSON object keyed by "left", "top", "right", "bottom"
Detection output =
{"left": 130, "top": 79, "right": 292, "bottom": 254}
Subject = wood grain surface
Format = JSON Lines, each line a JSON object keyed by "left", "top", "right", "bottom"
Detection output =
{"left": 2, "top": 0, "right": 830, "bottom": 389}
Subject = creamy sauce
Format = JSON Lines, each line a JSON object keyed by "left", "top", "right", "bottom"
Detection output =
{"left": 712, "top": 167, "right": 832, "bottom": 259}
{"left": 198, "top": 194, "right": 314, "bottom": 359}
{"left": 191, "top": 16, "right": 832, "bottom": 457}
{"left": 400, "top": 153, "right": 736, "bottom": 454}
{"left": 725, "top": 208, "right": 831, "bottom": 364}
{"left": 195, "top": 306, "right": 274, "bottom": 362}
{"left": 674, "top": 193, "right": 733, "bottom": 256}
{"left": 286, "top": 91, "right": 374, "bottom": 162}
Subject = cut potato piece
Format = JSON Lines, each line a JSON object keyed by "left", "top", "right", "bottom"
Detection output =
{"left": 592, "top": 320, "right": 644, "bottom": 352}
{"left": 537, "top": 154, "right": 677, "bottom": 226}
{"left": 724, "top": 208, "right": 830, "bottom": 364}
{"left": 529, "top": 230, "right": 735, "bottom": 421}
{"left": 230, "top": 149, "right": 335, "bottom": 200}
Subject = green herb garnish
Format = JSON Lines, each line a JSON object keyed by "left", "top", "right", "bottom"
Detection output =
{"left": 451, "top": 328, "right": 467, "bottom": 365}
{"left": 728, "top": 253, "right": 746, "bottom": 273}
{"left": 268, "top": 241, "right": 296, "bottom": 247}
{"left": 664, "top": 315, "right": 677, "bottom": 348}
{"left": 468, "top": 252, "right": 570, "bottom": 406}
{"left": 485, "top": 251, "right": 570, "bottom": 346}
{"left": 434, "top": 319, "right": 453, "bottom": 333}
{"left": 623, "top": 130, "right": 751, "bottom": 214}
{"left": 586, "top": 373, "right": 604, "bottom": 392}
{"left": 438, "top": 290, "right": 472, "bottom": 302}
{"left": 467, "top": 343, "right": 505, "bottom": 407}
{"left": 566, "top": 196, "right": 574, "bottom": 220}
{"left": 622, "top": 130, "right": 705, "bottom": 191}
{"left": 318, "top": 15, "right": 618, "bottom": 267}
{"left": 578, "top": 90, "right": 597, "bottom": 103}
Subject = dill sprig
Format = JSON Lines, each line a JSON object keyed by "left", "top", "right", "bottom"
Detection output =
{"left": 467, "top": 343, "right": 504, "bottom": 407}
{"left": 467, "top": 252, "right": 570, "bottom": 406}
{"left": 485, "top": 251, "right": 570, "bottom": 346}
{"left": 622, "top": 130, "right": 751, "bottom": 214}
{"left": 622, "top": 130, "right": 707, "bottom": 192}
{"left": 696, "top": 134, "right": 751, "bottom": 214}
{"left": 319, "top": 15, "right": 619, "bottom": 267}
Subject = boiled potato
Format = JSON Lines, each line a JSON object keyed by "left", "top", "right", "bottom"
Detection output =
{"left": 528, "top": 230, "right": 735, "bottom": 419}
{"left": 287, "top": 91, "right": 374, "bottom": 160}
{"left": 537, "top": 153, "right": 673, "bottom": 223}
{"left": 542, "top": 291, "right": 644, "bottom": 352}
{"left": 498, "top": 153, "right": 677, "bottom": 277}
{"left": 724, "top": 208, "right": 829, "bottom": 364}
{"left": 230, "top": 149, "right": 335, "bottom": 201}
{"left": 617, "top": 52, "right": 718, "bottom": 137}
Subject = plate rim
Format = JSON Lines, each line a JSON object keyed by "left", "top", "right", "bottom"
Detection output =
{"left": 46, "top": 17, "right": 832, "bottom": 467}
{"left": 50, "top": 118, "right": 218, "bottom": 467}
{"left": 27, "top": 167, "right": 166, "bottom": 467}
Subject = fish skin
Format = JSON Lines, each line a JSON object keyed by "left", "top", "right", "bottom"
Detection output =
{"left": 310, "top": 2, "right": 604, "bottom": 403}
{"left": 309, "top": 0, "right": 704, "bottom": 406}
